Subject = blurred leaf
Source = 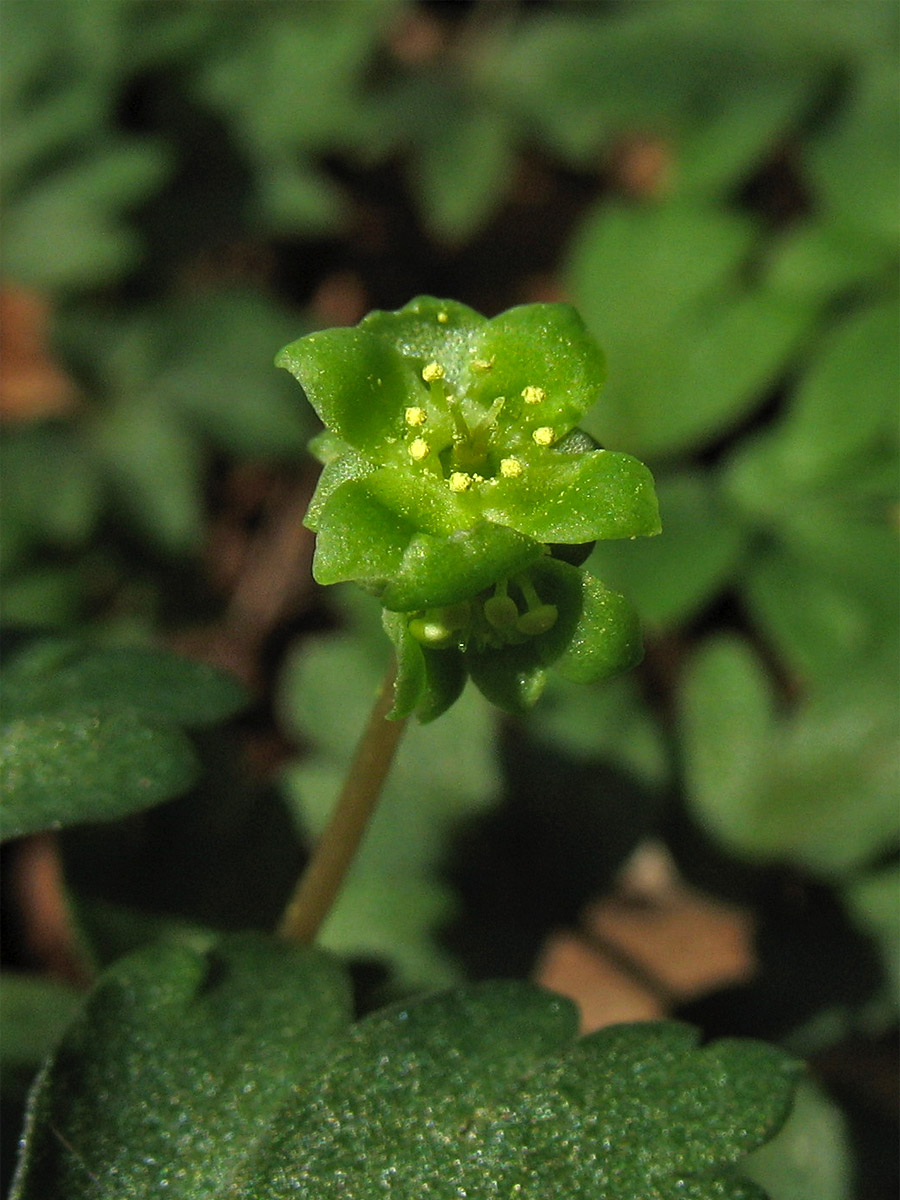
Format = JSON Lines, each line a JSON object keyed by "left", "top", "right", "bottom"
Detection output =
{"left": 1, "top": 642, "right": 246, "bottom": 841}
{"left": 0, "top": 425, "right": 101, "bottom": 571}
{"left": 568, "top": 201, "right": 815, "bottom": 457}
{"left": 13, "top": 942, "right": 800, "bottom": 1199}
{"left": 743, "top": 1078, "right": 852, "bottom": 1200}
{"left": 279, "top": 597, "right": 499, "bottom": 986}
{"left": 11, "top": 934, "right": 352, "bottom": 1199}
{"left": 844, "top": 866, "right": 900, "bottom": 1010}
{"left": 724, "top": 297, "right": 899, "bottom": 685}
{"left": 0, "top": 974, "right": 82, "bottom": 1088}
{"left": 766, "top": 218, "right": 896, "bottom": 301}
{"left": 149, "top": 290, "right": 314, "bottom": 456}
{"left": 1, "top": 709, "right": 198, "bottom": 843}
{"left": 525, "top": 671, "right": 670, "bottom": 788}
{"left": 2, "top": 146, "right": 170, "bottom": 291}
{"left": 486, "top": 1, "right": 838, "bottom": 183}
{"left": 193, "top": 0, "right": 398, "bottom": 234}
{"left": 681, "top": 636, "right": 900, "bottom": 877}
{"left": 589, "top": 471, "right": 747, "bottom": 628}
{"left": 744, "top": 299, "right": 899, "bottom": 489}
{"left": 807, "top": 52, "right": 900, "bottom": 246}
{"left": 92, "top": 394, "right": 205, "bottom": 552}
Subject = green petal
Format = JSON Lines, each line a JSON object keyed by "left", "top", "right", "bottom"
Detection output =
{"left": 276, "top": 327, "right": 419, "bottom": 454}
{"left": 465, "top": 303, "right": 606, "bottom": 438}
{"left": 382, "top": 523, "right": 543, "bottom": 612}
{"left": 305, "top": 448, "right": 375, "bottom": 531}
{"left": 311, "top": 478, "right": 417, "bottom": 591}
{"left": 360, "top": 296, "right": 487, "bottom": 388}
{"left": 483, "top": 450, "right": 661, "bottom": 543}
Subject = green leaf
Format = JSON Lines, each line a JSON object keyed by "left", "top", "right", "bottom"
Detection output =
{"left": 568, "top": 202, "right": 815, "bottom": 456}
{"left": 1, "top": 709, "right": 198, "bottom": 842}
{"left": 11, "top": 935, "right": 798, "bottom": 1199}
{"left": 4, "top": 644, "right": 247, "bottom": 727}
{"left": 92, "top": 395, "right": 204, "bottom": 553}
{"left": 681, "top": 637, "right": 900, "bottom": 876}
{"left": 844, "top": 866, "right": 900, "bottom": 1011}
{"left": 383, "top": 521, "right": 543, "bottom": 612}
{"left": 763, "top": 298, "right": 900, "bottom": 487}
{"left": 743, "top": 1079, "right": 852, "bottom": 1200}
{"left": 1, "top": 643, "right": 247, "bottom": 841}
{"left": 11, "top": 934, "right": 352, "bottom": 1198}
{"left": 248, "top": 990, "right": 797, "bottom": 1198}
{"left": 0, "top": 974, "right": 82, "bottom": 1088}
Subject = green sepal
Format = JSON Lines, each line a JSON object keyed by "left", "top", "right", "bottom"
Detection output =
{"left": 483, "top": 449, "right": 661, "bottom": 543}
{"left": 276, "top": 326, "right": 420, "bottom": 454}
{"left": 383, "top": 611, "right": 466, "bottom": 723}
{"left": 312, "top": 477, "right": 417, "bottom": 590}
{"left": 383, "top": 522, "right": 544, "bottom": 612}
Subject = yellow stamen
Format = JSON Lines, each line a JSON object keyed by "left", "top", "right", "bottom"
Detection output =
{"left": 437, "top": 311, "right": 449, "bottom": 323}
{"left": 448, "top": 471, "right": 472, "bottom": 492}
{"left": 405, "top": 406, "right": 426, "bottom": 427}
{"left": 500, "top": 457, "right": 524, "bottom": 478}
{"left": 472, "top": 358, "right": 494, "bottom": 372}
{"left": 422, "top": 361, "right": 445, "bottom": 382}
{"left": 522, "top": 385, "right": 546, "bottom": 405}
{"left": 532, "top": 426, "right": 554, "bottom": 446}
{"left": 408, "top": 438, "right": 430, "bottom": 461}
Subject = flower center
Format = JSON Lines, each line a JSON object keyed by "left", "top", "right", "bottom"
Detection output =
{"left": 408, "top": 571, "right": 558, "bottom": 651}
{"left": 404, "top": 360, "right": 555, "bottom": 490}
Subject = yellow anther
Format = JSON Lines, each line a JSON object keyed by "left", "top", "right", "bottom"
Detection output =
{"left": 408, "top": 438, "right": 430, "bottom": 461}
{"left": 437, "top": 310, "right": 449, "bottom": 323}
{"left": 522, "top": 385, "right": 546, "bottom": 405}
{"left": 422, "top": 361, "right": 445, "bottom": 383}
{"left": 533, "top": 426, "right": 555, "bottom": 446}
{"left": 448, "top": 471, "right": 472, "bottom": 492}
{"left": 405, "top": 406, "right": 427, "bottom": 427}
{"left": 472, "top": 358, "right": 494, "bottom": 372}
{"left": 500, "top": 457, "right": 524, "bottom": 478}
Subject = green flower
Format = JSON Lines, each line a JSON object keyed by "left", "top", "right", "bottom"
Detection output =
{"left": 277, "top": 296, "right": 660, "bottom": 718}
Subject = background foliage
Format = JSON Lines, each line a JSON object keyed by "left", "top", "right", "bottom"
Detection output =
{"left": 1, "top": 1, "right": 897, "bottom": 1197}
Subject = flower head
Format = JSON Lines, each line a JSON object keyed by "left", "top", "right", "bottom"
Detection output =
{"left": 277, "top": 296, "right": 660, "bottom": 718}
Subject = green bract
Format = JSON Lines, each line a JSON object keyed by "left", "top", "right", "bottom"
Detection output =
{"left": 278, "top": 296, "right": 660, "bottom": 718}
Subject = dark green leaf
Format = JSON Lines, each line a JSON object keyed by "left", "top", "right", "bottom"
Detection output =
{"left": 1, "top": 709, "right": 198, "bottom": 842}
{"left": 4, "top": 645, "right": 247, "bottom": 727}
{"left": 1, "top": 644, "right": 247, "bottom": 841}
{"left": 247, "top": 988, "right": 797, "bottom": 1199}
{"left": 11, "top": 935, "right": 352, "bottom": 1199}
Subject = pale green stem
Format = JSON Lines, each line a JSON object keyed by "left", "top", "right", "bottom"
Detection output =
{"left": 277, "top": 660, "right": 407, "bottom": 945}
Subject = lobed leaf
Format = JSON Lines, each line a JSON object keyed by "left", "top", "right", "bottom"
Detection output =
{"left": 13, "top": 945, "right": 799, "bottom": 1199}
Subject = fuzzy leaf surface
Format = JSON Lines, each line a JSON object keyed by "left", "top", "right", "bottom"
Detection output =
{"left": 1, "top": 643, "right": 246, "bottom": 841}
{"left": 11, "top": 935, "right": 352, "bottom": 1199}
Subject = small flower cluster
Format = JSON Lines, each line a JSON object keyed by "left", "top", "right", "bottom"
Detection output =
{"left": 277, "top": 296, "right": 660, "bottom": 718}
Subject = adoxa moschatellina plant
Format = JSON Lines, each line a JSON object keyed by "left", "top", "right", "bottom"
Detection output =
{"left": 275, "top": 296, "right": 660, "bottom": 943}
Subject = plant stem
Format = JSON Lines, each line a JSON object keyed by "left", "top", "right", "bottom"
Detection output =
{"left": 277, "top": 660, "right": 406, "bottom": 945}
